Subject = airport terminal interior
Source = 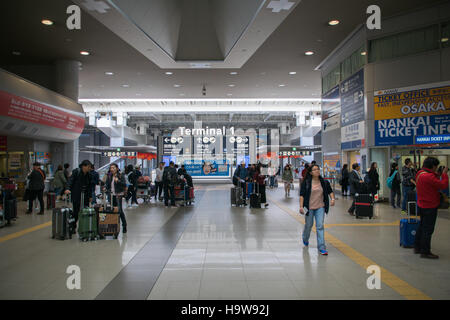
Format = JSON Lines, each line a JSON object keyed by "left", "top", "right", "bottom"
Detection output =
{"left": 0, "top": 0, "right": 450, "bottom": 300}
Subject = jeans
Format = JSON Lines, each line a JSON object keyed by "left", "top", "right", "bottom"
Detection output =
{"left": 402, "top": 185, "right": 413, "bottom": 210}
{"left": 414, "top": 207, "right": 438, "bottom": 254}
{"left": 155, "top": 181, "right": 163, "bottom": 199}
{"left": 164, "top": 184, "right": 175, "bottom": 206}
{"left": 269, "top": 176, "right": 275, "bottom": 188}
{"left": 126, "top": 185, "right": 138, "bottom": 204}
{"left": 112, "top": 195, "right": 127, "bottom": 227}
{"left": 303, "top": 207, "right": 326, "bottom": 251}
{"left": 390, "top": 187, "right": 401, "bottom": 208}
{"left": 28, "top": 189, "right": 44, "bottom": 213}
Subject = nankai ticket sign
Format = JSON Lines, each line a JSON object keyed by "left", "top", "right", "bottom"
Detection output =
{"left": 374, "top": 81, "right": 450, "bottom": 146}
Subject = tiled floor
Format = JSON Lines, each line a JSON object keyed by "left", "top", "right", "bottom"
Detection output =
{"left": 0, "top": 184, "right": 449, "bottom": 300}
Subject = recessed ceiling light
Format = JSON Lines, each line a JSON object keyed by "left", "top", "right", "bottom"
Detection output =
{"left": 305, "top": 51, "right": 314, "bottom": 56}
{"left": 289, "top": 72, "right": 297, "bottom": 75}
{"left": 230, "top": 72, "right": 238, "bottom": 75}
{"left": 279, "top": 84, "right": 286, "bottom": 87}
{"left": 328, "top": 20, "right": 340, "bottom": 26}
{"left": 41, "top": 19, "right": 53, "bottom": 26}
{"left": 228, "top": 84, "right": 235, "bottom": 87}
{"left": 165, "top": 72, "right": 173, "bottom": 75}
{"left": 441, "top": 37, "right": 449, "bottom": 43}
{"left": 135, "top": 93, "right": 142, "bottom": 96}
{"left": 179, "top": 93, "right": 185, "bottom": 96}
{"left": 12, "top": 51, "right": 21, "bottom": 56}
{"left": 174, "top": 84, "right": 181, "bottom": 88}
{"left": 80, "top": 51, "right": 90, "bottom": 56}
{"left": 227, "top": 94, "right": 233, "bottom": 96}
{"left": 105, "top": 72, "right": 114, "bottom": 75}
{"left": 121, "top": 84, "right": 130, "bottom": 88}
{"left": 361, "top": 51, "right": 367, "bottom": 56}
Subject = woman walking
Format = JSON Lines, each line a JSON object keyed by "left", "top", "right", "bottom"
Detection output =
{"left": 389, "top": 163, "right": 401, "bottom": 209}
{"left": 103, "top": 164, "right": 128, "bottom": 234}
{"left": 282, "top": 164, "right": 294, "bottom": 197}
{"left": 299, "top": 165, "right": 335, "bottom": 255}
{"left": 367, "top": 162, "right": 380, "bottom": 198}
{"left": 341, "top": 164, "right": 349, "bottom": 196}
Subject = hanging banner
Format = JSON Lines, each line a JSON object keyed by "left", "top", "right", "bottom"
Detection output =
{"left": 374, "top": 81, "right": 450, "bottom": 146}
{"left": 340, "top": 69, "right": 365, "bottom": 127}
{"left": 0, "top": 90, "right": 85, "bottom": 133}
{"left": 322, "top": 85, "right": 341, "bottom": 120}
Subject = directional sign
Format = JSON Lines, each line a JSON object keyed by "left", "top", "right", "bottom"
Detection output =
{"left": 341, "top": 69, "right": 365, "bottom": 126}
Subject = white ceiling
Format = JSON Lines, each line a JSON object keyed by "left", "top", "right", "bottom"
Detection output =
{"left": 1, "top": 0, "right": 445, "bottom": 100}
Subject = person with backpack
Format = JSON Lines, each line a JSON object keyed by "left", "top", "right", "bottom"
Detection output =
{"left": 348, "top": 163, "right": 365, "bottom": 216}
{"left": 388, "top": 163, "right": 401, "bottom": 209}
{"left": 414, "top": 157, "right": 448, "bottom": 259}
{"left": 163, "top": 161, "right": 178, "bottom": 207}
{"left": 366, "top": 162, "right": 380, "bottom": 198}
{"left": 125, "top": 164, "right": 139, "bottom": 207}
{"left": 155, "top": 162, "right": 165, "bottom": 202}
{"left": 64, "top": 160, "right": 93, "bottom": 225}
{"left": 299, "top": 164, "right": 335, "bottom": 256}
{"left": 401, "top": 158, "right": 417, "bottom": 215}
{"left": 103, "top": 163, "right": 128, "bottom": 234}
{"left": 26, "top": 162, "right": 46, "bottom": 215}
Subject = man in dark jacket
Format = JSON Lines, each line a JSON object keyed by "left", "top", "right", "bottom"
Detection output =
{"left": 64, "top": 160, "right": 93, "bottom": 224}
{"left": 234, "top": 161, "right": 249, "bottom": 205}
{"left": 163, "top": 161, "right": 178, "bottom": 207}
{"left": 401, "top": 158, "right": 417, "bottom": 214}
{"left": 90, "top": 165, "right": 100, "bottom": 205}
{"left": 348, "top": 163, "right": 365, "bottom": 216}
{"left": 26, "top": 162, "right": 46, "bottom": 215}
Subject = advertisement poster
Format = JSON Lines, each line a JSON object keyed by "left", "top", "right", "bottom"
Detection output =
{"left": 184, "top": 159, "right": 230, "bottom": 177}
{"left": 322, "top": 85, "right": 341, "bottom": 121}
{"left": 323, "top": 154, "right": 340, "bottom": 176}
{"left": 340, "top": 69, "right": 365, "bottom": 127}
{"left": 341, "top": 121, "right": 365, "bottom": 150}
{"left": 374, "top": 81, "right": 450, "bottom": 146}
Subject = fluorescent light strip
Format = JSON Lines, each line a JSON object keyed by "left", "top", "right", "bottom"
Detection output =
{"left": 79, "top": 98, "right": 322, "bottom": 102}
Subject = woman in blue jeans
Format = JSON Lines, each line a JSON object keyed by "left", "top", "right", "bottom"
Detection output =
{"left": 299, "top": 165, "right": 335, "bottom": 255}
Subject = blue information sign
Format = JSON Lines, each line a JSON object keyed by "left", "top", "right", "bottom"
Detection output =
{"left": 340, "top": 69, "right": 364, "bottom": 127}
{"left": 415, "top": 134, "right": 450, "bottom": 144}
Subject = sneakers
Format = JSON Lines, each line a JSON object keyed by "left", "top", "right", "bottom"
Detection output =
{"left": 303, "top": 240, "right": 309, "bottom": 247}
{"left": 132, "top": 203, "right": 139, "bottom": 207}
{"left": 264, "top": 203, "right": 269, "bottom": 208}
{"left": 320, "top": 249, "right": 328, "bottom": 256}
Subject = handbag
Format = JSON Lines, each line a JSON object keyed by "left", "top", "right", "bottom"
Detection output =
{"left": 439, "top": 192, "right": 449, "bottom": 209}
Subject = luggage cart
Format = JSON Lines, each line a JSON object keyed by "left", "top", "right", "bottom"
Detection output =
{"left": 136, "top": 182, "right": 151, "bottom": 203}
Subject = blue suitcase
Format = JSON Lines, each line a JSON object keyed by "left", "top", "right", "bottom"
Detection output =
{"left": 400, "top": 218, "right": 419, "bottom": 248}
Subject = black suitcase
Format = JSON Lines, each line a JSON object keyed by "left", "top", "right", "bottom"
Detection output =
{"left": 355, "top": 194, "right": 373, "bottom": 219}
{"left": 5, "top": 198, "right": 17, "bottom": 220}
{"left": 52, "top": 197, "right": 75, "bottom": 240}
{"left": 250, "top": 183, "right": 261, "bottom": 209}
{"left": 407, "top": 190, "right": 417, "bottom": 216}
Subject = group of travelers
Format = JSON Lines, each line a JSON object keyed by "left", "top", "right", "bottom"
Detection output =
{"left": 159, "top": 161, "right": 194, "bottom": 208}
{"left": 233, "top": 161, "right": 270, "bottom": 207}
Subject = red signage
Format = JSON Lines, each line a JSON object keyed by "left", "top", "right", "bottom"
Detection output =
{"left": 0, "top": 90, "right": 85, "bottom": 133}
{"left": 0, "top": 136, "right": 6, "bottom": 151}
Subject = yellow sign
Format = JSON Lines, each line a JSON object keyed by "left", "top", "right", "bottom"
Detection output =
{"left": 374, "top": 83, "right": 450, "bottom": 120}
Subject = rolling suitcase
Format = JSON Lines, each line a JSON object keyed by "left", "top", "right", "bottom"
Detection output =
{"left": 98, "top": 193, "right": 120, "bottom": 239}
{"left": 231, "top": 180, "right": 244, "bottom": 206}
{"left": 78, "top": 193, "right": 98, "bottom": 242}
{"left": 5, "top": 198, "right": 17, "bottom": 221}
{"left": 47, "top": 192, "right": 56, "bottom": 209}
{"left": 250, "top": 183, "right": 261, "bottom": 209}
{"left": 355, "top": 194, "right": 374, "bottom": 219}
{"left": 52, "top": 197, "right": 74, "bottom": 240}
{"left": 246, "top": 182, "right": 253, "bottom": 199}
{"left": 400, "top": 205, "right": 419, "bottom": 248}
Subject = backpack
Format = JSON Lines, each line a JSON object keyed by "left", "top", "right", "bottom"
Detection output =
{"left": 167, "top": 169, "right": 178, "bottom": 186}
{"left": 386, "top": 170, "right": 397, "bottom": 189}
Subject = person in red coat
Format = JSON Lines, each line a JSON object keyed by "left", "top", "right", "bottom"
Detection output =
{"left": 414, "top": 157, "right": 448, "bottom": 259}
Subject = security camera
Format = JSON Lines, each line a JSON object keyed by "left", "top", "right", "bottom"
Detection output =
{"left": 202, "top": 84, "right": 206, "bottom": 96}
